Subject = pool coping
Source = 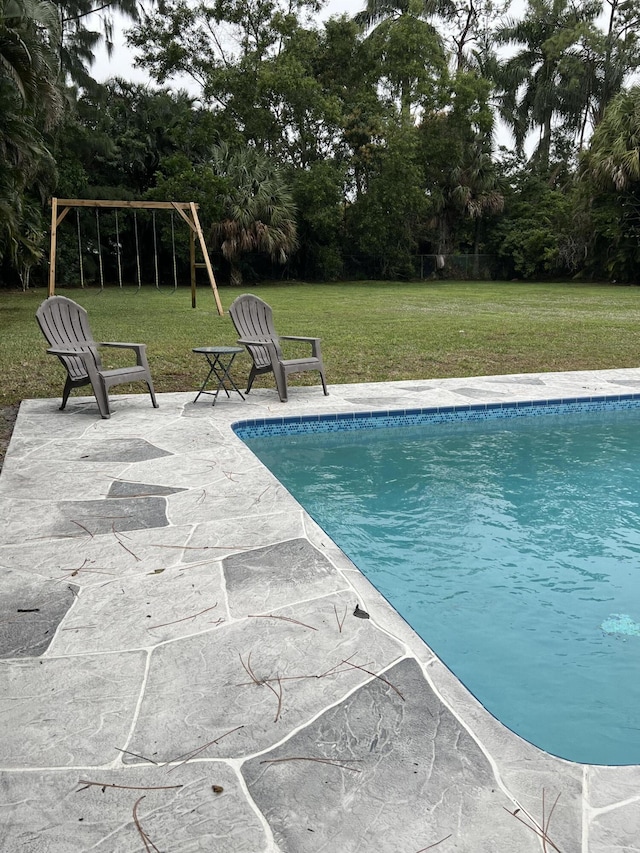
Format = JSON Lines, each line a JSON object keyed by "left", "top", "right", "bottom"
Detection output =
{"left": 1, "top": 367, "right": 639, "bottom": 852}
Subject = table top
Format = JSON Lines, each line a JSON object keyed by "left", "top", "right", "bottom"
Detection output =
{"left": 192, "top": 346, "right": 244, "bottom": 355}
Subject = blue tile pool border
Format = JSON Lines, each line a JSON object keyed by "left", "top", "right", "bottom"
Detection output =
{"left": 232, "top": 393, "right": 640, "bottom": 439}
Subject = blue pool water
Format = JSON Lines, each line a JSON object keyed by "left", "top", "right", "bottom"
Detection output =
{"left": 240, "top": 406, "right": 640, "bottom": 765}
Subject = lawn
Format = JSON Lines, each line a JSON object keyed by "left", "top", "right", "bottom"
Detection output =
{"left": 3, "top": 280, "right": 640, "bottom": 411}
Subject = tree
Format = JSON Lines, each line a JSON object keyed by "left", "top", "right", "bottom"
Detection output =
{"left": 578, "top": 86, "right": 640, "bottom": 281}
{"left": 1, "top": 0, "right": 62, "bottom": 284}
{"left": 55, "top": 0, "right": 141, "bottom": 90}
{"left": 209, "top": 142, "right": 298, "bottom": 286}
{"left": 354, "top": 0, "right": 448, "bottom": 122}
{"left": 420, "top": 70, "right": 502, "bottom": 264}
{"left": 345, "top": 121, "right": 428, "bottom": 278}
{"left": 494, "top": 0, "right": 600, "bottom": 169}
{"left": 585, "top": 86, "right": 640, "bottom": 191}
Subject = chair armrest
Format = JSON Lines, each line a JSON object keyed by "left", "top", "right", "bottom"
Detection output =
{"left": 279, "top": 335, "right": 323, "bottom": 359}
{"left": 99, "top": 341, "right": 146, "bottom": 352}
{"left": 46, "top": 346, "right": 93, "bottom": 357}
{"left": 236, "top": 337, "right": 275, "bottom": 346}
{"left": 99, "top": 341, "right": 149, "bottom": 368}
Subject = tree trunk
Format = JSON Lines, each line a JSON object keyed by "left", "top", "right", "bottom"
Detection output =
{"left": 229, "top": 263, "right": 243, "bottom": 287}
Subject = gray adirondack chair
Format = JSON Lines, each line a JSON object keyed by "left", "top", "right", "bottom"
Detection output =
{"left": 36, "top": 296, "right": 159, "bottom": 419}
{"left": 229, "top": 293, "right": 328, "bottom": 402}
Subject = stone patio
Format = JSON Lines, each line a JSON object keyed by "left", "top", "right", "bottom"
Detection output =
{"left": 1, "top": 369, "right": 639, "bottom": 852}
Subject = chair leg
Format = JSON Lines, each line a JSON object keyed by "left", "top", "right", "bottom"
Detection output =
{"left": 147, "top": 381, "right": 159, "bottom": 409}
{"left": 60, "top": 377, "right": 74, "bottom": 410}
{"left": 319, "top": 369, "right": 329, "bottom": 396}
{"left": 246, "top": 366, "right": 258, "bottom": 394}
{"left": 274, "top": 364, "right": 288, "bottom": 402}
{"left": 93, "top": 376, "right": 111, "bottom": 419}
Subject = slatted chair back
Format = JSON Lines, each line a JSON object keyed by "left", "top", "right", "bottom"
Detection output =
{"left": 36, "top": 296, "right": 159, "bottom": 419}
{"left": 36, "top": 296, "right": 101, "bottom": 382}
{"left": 228, "top": 294, "right": 283, "bottom": 370}
{"left": 229, "top": 293, "right": 328, "bottom": 402}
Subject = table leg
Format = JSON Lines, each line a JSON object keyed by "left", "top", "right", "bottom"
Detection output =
{"left": 194, "top": 353, "right": 245, "bottom": 405}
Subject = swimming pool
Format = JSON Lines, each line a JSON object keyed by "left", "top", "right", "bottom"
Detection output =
{"left": 236, "top": 399, "right": 640, "bottom": 766}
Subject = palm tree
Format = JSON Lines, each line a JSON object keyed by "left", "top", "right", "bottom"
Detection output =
{"left": 55, "top": 0, "right": 140, "bottom": 90}
{"left": 1, "top": 0, "right": 61, "bottom": 110}
{"left": 354, "top": 0, "right": 455, "bottom": 29}
{"left": 354, "top": 0, "right": 448, "bottom": 122}
{"left": 583, "top": 86, "right": 640, "bottom": 191}
{"left": 494, "top": 0, "right": 600, "bottom": 169}
{"left": 1, "top": 0, "right": 62, "bottom": 273}
{"left": 209, "top": 143, "right": 298, "bottom": 287}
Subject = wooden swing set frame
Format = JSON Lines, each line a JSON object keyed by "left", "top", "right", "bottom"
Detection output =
{"left": 48, "top": 198, "right": 224, "bottom": 315}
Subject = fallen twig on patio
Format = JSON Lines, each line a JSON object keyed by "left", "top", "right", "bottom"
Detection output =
{"left": 416, "top": 834, "right": 452, "bottom": 851}
{"left": 505, "top": 790, "right": 563, "bottom": 853}
{"left": 236, "top": 654, "right": 368, "bottom": 687}
{"left": 152, "top": 544, "right": 252, "bottom": 551}
{"left": 334, "top": 603, "right": 347, "bottom": 633}
{"left": 247, "top": 613, "right": 317, "bottom": 631}
{"left": 147, "top": 604, "right": 219, "bottom": 630}
{"left": 133, "top": 796, "right": 161, "bottom": 853}
{"left": 340, "top": 659, "right": 405, "bottom": 700}
{"left": 239, "top": 651, "right": 284, "bottom": 722}
{"left": 260, "top": 756, "right": 362, "bottom": 772}
{"left": 112, "top": 525, "right": 141, "bottom": 561}
{"left": 253, "top": 486, "right": 271, "bottom": 505}
{"left": 69, "top": 520, "right": 94, "bottom": 538}
{"left": 77, "top": 780, "right": 182, "bottom": 792}
{"left": 115, "top": 747, "right": 159, "bottom": 765}
{"left": 61, "top": 559, "right": 115, "bottom": 579}
{"left": 165, "top": 725, "right": 245, "bottom": 771}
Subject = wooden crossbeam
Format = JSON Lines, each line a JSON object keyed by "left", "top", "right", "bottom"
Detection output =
{"left": 48, "top": 197, "right": 223, "bottom": 314}
{"left": 54, "top": 200, "right": 196, "bottom": 210}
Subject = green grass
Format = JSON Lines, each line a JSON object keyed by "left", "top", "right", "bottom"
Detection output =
{"left": 2, "top": 279, "right": 640, "bottom": 408}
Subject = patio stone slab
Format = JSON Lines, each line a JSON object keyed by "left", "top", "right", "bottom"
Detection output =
{"left": 222, "top": 538, "right": 348, "bottom": 615}
{"left": 0, "top": 459, "right": 131, "bottom": 500}
{"left": 0, "top": 764, "right": 267, "bottom": 853}
{"left": 0, "top": 522, "right": 194, "bottom": 585}
{"left": 127, "top": 591, "right": 404, "bottom": 762}
{"left": 0, "top": 569, "right": 77, "bottom": 658}
{"left": 0, "top": 650, "right": 146, "bottom": 766}
{"left": 16, "top": 437, "right": 174, "bottom": 463}
{"left": 48, "top": 563, "right": 227, "bottom": 655}
{"left": 182, "top": 510, "right": 307, "bottom": 564}
{"left": 107, "top": 479, "right": 187, "bottom": 497}
{"left": 586, "top": 764, "right": 640, "bottom": 809}
{"left": 167, "top": 471, "right": 298, "bottom": 525}
{"left": 588, "top": 800, "right": 640, "bottom": 853}
{"left": 0, "top": 495, "right": 170, "bottom": 543}
{"left": 242, "top": 657, "right": 540, "bottom": 853}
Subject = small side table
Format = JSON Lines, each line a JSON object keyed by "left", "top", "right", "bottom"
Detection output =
{"left": 192, "top": 346, "right": 245, "bottom": 406}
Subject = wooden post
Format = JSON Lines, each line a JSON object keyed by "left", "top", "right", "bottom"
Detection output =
{"left": 190, "top": 202, "right": 224, "bottom": 316}
{"left": 48, "top": 200, "right": 72, "bottom": 296}
{"left": 48, "top": 198, "right": 58, "bottom": 296}
{"left": 189, "top": 228, "right": 196, "bottom": 309}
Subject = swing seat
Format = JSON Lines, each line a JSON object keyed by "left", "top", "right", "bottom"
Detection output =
{"left": 36, "top": 296, "right": 159, "bottom": 419}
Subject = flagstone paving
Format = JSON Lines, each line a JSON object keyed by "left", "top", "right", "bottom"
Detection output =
{"left": 1, "top": 369, "right": 639, "bottom": 851}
